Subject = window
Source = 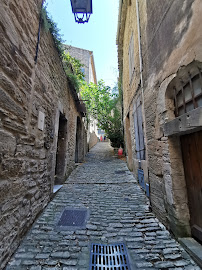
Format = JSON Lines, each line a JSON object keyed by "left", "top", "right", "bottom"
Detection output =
{"left": 129, "top": 32, "right": 135, "bottom": 83}
{"left": 174, "top": 71, "right": 202, "bottom": 116}
{"left": 134, "top": 96, "right": 145, "bottom": 160}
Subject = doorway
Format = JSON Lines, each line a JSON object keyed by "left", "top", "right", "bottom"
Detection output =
{"left": 55, "top": 113, "right": 67, "bottom": 185}
{"left": 125, "top": 113, "right": 133, "bottom": 170}
{"left": 75, "top": 117, "right": 83, "bottom": 163}
{"left": 181, "top": 130, "right": 202, "bottom": 242}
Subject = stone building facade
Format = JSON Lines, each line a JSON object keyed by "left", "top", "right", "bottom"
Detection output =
{"left": 64, "top": 45, "right": 98, "bottom": 150}
{"left": 0, "top": 0, "right": 87, "bottom": 268}
{"left": 64, "top": 45, "right": 97, "bottom": 85}
{"left": 117, "top": 0, "right": 202, "bottom": 241}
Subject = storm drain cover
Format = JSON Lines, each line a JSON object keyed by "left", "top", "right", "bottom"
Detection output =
{"left": 57, "top": 208, "right": 89, "bottom": 230}
{"left": 90, "top": 243, "right": 131, "bottom": 270}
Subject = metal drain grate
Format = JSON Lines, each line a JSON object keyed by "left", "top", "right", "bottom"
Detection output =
{"left": 90, "top": 243, "right": 131, "bottom": 270}
{"left": 57, "top": 208, "right": 88, "bottom": 229}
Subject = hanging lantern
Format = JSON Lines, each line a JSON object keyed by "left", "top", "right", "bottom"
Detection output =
{"left": 70, "top": 0, "right": 92, "bottom": 24}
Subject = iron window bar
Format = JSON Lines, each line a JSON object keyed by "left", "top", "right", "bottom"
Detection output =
{"left": 174, "top": 71, "right": 202, "bottom": 117}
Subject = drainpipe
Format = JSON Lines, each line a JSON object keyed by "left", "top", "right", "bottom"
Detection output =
{"left": 136, "top": 0, "right": 150, "bottom": 195}
{"left": 116, "top": 0, "right": 123, "bottom": 44}
{"left": 136, "top": 0, "right": 143, "bottom": 90}
{"left": 34, "top": 0, "right": 45, "bottom": 63}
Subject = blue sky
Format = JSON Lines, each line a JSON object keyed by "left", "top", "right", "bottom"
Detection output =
{"left": 46, "top": 0, "right": 119, "bottom": 88}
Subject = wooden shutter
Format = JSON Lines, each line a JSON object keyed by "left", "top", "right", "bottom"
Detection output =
{"left": 137, "top": 100, "right": 145, "bottom": 160}
{"left": 134, "top": 102, "right": 140, "bottom": 159}
{"left": 134, "top": 96, "right": 145, "bottom": 160}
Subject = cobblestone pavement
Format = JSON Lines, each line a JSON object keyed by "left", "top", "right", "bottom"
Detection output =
{"left": 6, "top": 142, "right": 201, "bottom": 270}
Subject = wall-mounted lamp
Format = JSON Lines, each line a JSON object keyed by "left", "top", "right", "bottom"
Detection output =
{"left": 70, "top": 0, "right": 92, "bottom": 24}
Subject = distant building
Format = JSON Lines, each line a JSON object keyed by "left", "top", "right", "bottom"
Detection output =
{"left": 64, "top": 45, "right": 99, "bottom": 149}
{"left": 64, "top": 45, "right": 97, "bottom": 84}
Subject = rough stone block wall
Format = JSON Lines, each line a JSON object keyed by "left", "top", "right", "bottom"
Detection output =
{"left": 118, "top": 0, "right": 202, "bottom": 237}
{"left": 142, "top": 0, "right": 202, "bottom": 236}
{"left": 0, "top": 0, "right": 86, "bottom": 268}
{"left": 120, "top": 0, "right": 147, "bottom": 117}
{"left": 122, "top": 1, "right": 140, "bottom": 116}
{"left": 120, "top": 0, "right": 148, "bottom": 184}
{"left": 89, "top": 131, "right": 98, "bottom": 150}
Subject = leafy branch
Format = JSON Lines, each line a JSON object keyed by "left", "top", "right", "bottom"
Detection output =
{"left": 80, "top": 80, "right": 124, "bottom": 148}
{"left": 41, "top": 7, "right": 85, "bottom": 92}
{"left": 62, "top": 52, "right": 85, "bottom": 92}
{"left": 41, "top": 6, "right": 64, "bottom": 57}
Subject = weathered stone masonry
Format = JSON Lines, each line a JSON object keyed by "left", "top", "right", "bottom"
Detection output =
{"left": 0, "top": 0, "right": 87, "bottom": 269}
{"left": 117, "top": 0, "right": 202, "bottom": 240}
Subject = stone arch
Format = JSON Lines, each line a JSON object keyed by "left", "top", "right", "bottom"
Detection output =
{"left": 54, "top": 112, "right": 68, "bottom": 185}
{"left": 165, "top": 60, "right": 202, "bottom": 122}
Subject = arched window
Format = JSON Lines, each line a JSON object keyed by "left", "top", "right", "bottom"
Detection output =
{"left": 173, "top": 70, "right": 202, "bottom": 117}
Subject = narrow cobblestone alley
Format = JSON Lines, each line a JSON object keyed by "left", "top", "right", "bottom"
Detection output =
{"left": 6, "top": 143, "right": 200, "bottom": 270}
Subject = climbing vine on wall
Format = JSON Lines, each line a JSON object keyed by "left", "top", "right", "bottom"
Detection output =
{"left": 63, "top": 52, "right": 85, "bottom": 93}
{"left": 41, "top": 6, "right": 85, "bottom": 93}
{"left": 41, "top": 6, "right": 64, "bottom": 57}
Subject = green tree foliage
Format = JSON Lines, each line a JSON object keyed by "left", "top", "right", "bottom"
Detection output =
{"left": 80, "top": 80, "right": 124, "bottom": 148}
{"left": 63, "top": 52, "right": 85, "bottom": 93}
{"left": 41, "top": 7, "right": 85, "bottom": 93}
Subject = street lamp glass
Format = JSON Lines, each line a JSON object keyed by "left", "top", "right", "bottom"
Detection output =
{"left": 70, "top": 0, "right": 92, "bottom": 23}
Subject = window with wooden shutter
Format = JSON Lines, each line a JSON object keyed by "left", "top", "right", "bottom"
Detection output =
{"left": 174, "top": 71, "right": 202, "bottom": 117}
{"left": 129, "top": 32, "right": 135, "bottom": 83}
{"left": 134, "top": 96, "right": 145, "bottom": 160}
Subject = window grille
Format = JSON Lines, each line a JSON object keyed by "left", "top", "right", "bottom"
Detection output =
{"left": 174, "top": 71, "right": 202, "bottom": 117}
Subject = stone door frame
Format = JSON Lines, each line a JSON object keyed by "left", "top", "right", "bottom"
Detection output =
{"left": 158, "top": 61, "right": 202, "bottom": 237}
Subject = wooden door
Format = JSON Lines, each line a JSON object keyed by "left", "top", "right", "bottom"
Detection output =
{"left": 181, "top": 130, "right": 202, "bottom": 242}
{"left": 55, "top": 113, "right": 67, "bottom": 185}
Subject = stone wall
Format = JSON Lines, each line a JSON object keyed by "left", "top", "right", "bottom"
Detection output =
{"left": 89, "top": 131, "right": 98, "bottom": 150}
{"left": 117, "top": 0, "right": 149, "bottom": 185}
{"left": 117, "top": 0, "right": 202, "bottom": 237}
{"left": 64, "top": 45, "right": 92, "bottom": 84}
{"left": 0, "top": 0, "right": 87, "bottom": 268}
{"left": 63, "top": 45, "right": 98, "bottom": 151}
{"left": 143, "top": 0, "right": 202, "bottom": 236}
